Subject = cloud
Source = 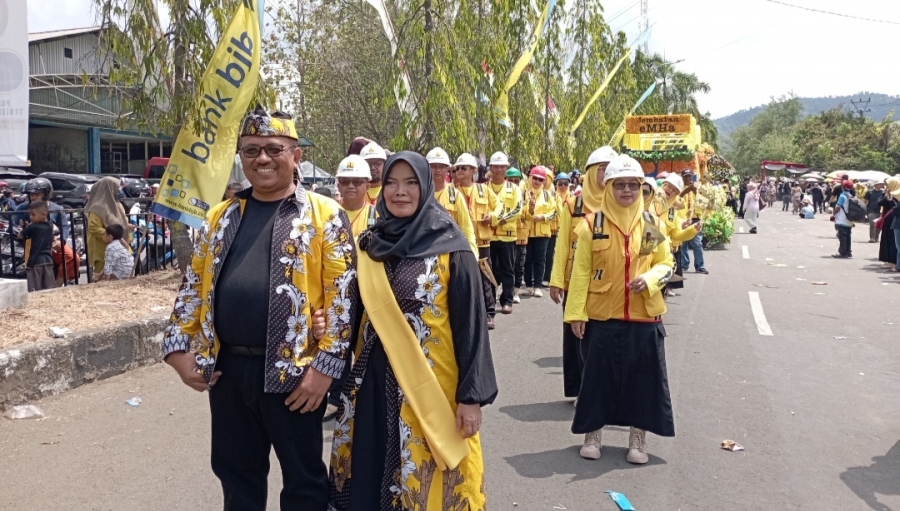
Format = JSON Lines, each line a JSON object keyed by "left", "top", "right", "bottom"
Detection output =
{"left": 28, "top": 0, "right": 95, "bottom": 33}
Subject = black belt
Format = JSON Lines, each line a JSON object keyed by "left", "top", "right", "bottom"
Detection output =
{"left": 222, "top": 344, "right": 266, "bottom": 356}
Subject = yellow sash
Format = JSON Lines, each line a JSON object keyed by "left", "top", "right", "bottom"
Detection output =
{"left": 357, "top": 252, "right": 471, "bottom": 471}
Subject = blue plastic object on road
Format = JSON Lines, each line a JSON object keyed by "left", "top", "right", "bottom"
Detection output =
{"left": 604, "top": 491, "right": 635, "bottom": 511}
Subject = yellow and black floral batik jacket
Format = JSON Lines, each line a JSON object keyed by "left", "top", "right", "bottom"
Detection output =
{"left": 162, "top": 185, "right": 359, "bottom": 393}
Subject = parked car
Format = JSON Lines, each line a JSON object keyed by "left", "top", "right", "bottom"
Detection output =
{"left": 0, "top": 168, "right": 37, "bottom": 192}
{"left": 40, "top": 172, "right": 102, "bottom": 208}
{"left": 102, "top": 173, "right": 152, "bottom": 197}
{"left": 143, "top": 157, "right": 168, "bottom": 186}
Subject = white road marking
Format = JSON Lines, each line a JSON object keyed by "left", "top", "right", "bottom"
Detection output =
{"left": 748, "top": 292, "right": 774, "bottom": 336}
{"left": 739, "top": 226, "right": 745, "bottom": 233}
{"left": 742, "top": 245, "right": 749, "bottom": 259}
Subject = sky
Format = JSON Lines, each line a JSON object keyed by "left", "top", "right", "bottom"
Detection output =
{"left": 26, "top": 0, "right": 900, "bottom": 119}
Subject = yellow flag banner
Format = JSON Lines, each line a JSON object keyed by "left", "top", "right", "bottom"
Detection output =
{"left": 568, "top": 51, "right": 630, "bottom": 136}
{"left": 150, "top": 0, "right": 261, "bottom": 228}
{"left": 495, "top": 0, "right": 555, "bottom": 127}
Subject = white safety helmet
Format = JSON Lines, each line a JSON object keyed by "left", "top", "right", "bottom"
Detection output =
{"left": 603, "top": 155, "right": 644, "bottom": 184}
{"left": 489, "top": 151, "right": 510, "bottom": 166}
{"left": 360, "top": 141, "right": 387, "bottom": 161}
{"left": 455, "top": 153, "right": 478, "bottom": 168}
{"left": 586, "top": 146, "right": 618, "bottom": 168}
{"left": 644, "top": 177, "right": 658, "bottom": 188}
{"left": 664, "top": 173, "right": 685, "bottom": 193}
{"left": 335, "top": 155, "right": 371, "bottom": 180}
{"left": 426, "top": 147, "right": 451, "bottom": 166}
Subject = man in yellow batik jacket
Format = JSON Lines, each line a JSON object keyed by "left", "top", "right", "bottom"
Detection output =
{"left": 162, "top": 107, "right": 358, "bottom": 511}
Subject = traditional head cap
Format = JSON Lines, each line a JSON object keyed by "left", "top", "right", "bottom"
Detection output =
{"left": 240, "top": 105, "right": 298, "bottom": 140}
{"left": 336, "top": 155, "right": 371, "bottom": 180}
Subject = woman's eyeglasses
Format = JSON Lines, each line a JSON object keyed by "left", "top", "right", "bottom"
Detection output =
{"left": 532, "top": 177, "right": 545, "bottom": 183}
{"left": 238, "top": 144, "right": 295, "bottom": 158}
{"left": 613, "top": 182, "right": 641, "bottom": 191}
{"left": 557, "top": 180, "right": 570, "bottom": 186}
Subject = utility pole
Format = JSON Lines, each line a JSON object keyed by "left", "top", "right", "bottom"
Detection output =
{"left": 640, "top": 0, "right": 650, "bottom": 54}
{"left": 850, "top": 97, "right": 872, "bottom": 118}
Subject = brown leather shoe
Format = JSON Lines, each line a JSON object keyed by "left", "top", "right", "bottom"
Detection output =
{"left": 487, "top": 316, "right": 496, "bottom": 330}
{"left": 501, "top": 304, "right": 513, "bottom": 315}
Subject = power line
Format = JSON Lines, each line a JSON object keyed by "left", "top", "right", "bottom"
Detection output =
{"left": 760, "top": 0, "right": 900, "bottom": 26}
{"left": 606, "top": 1, "right": 641, "bottom": 25}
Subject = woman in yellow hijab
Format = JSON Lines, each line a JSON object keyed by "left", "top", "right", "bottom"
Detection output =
{"left": 548, "top": 146, "right": 617, "bottom": 400}
{"left": 564, "top": 155, "right": 675, "bottom": 465}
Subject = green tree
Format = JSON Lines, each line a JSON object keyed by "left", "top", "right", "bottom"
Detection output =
{"left": 725, "top": 94, "right": 803, "bottom": 173}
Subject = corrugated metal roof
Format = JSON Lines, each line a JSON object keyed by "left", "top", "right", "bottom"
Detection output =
{"left": 29, "top": 26, "right": 102, "bottom": 43}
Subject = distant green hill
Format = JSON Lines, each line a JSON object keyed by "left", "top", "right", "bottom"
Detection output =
{"left": 714, "top": 93, "right": 900, "bottom": 138}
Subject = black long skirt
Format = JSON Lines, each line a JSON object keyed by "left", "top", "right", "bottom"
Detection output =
{"left": 879, "top": 215, "right": 896, "bottom": 264}
{"left": 572, "top": 319, "right": 674, "bottom": 437}
{"left": 562, "top": 294, "right": 585, "bottom": 398}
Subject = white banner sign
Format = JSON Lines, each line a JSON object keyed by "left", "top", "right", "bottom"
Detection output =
{"left": 0, "top": 0, "right": 29, "bottom": 166}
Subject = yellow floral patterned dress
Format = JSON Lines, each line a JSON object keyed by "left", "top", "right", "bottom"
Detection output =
{"left": 329, "top": 252, "right": 497, "bottom": 511}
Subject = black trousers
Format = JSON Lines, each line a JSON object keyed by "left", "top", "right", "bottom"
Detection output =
{"left": 490, "top": 240, "right": 516, "bottom": 306}
{"left": 837, "top": 225, "right": 852, "bottom": 256}
{"left": 544, "top": 234, "right": 557, "bottom": 283}
{"left": 514, "top": 244, "right": 527, "bottom": 287}
{"left": 209, "top": 351, "right": 328, "bottom": 511}
{"left": 524, "top": 237, "right": 550, "bottom": 288}
{"left": 478, "top": 246, "right": 497, "bottom": 317}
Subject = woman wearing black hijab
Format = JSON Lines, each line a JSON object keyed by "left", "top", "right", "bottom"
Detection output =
{"left": 328, "top": 151, "right": 498, "bottom": 511}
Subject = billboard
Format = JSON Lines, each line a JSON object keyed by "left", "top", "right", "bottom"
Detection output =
{"left": 0, "top": 0, "right": 29, "bottom": 166}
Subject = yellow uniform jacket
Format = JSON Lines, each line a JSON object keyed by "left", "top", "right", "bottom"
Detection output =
{"left": 488, "top": 181, "right": 524, "bottom": 243}
{"left": 524, "top": 188, "right": 557, "bottom": 238}
{"left": 563, "top": 211, "right": 674, "bottom": 323}
{"left": 435, "top": 185, "right": 479, "bottom": 255}
{"left": 365, "top": 185, "right": 382, "bottom": 206}
{"left": 549, "top": 195, "right": 593, "bottom": 291}
{"left": 344, "top": 203, "right": 376, "bottom": 239}
{"left": 163, "top": 186, "right": 359, "bottom": 391}
{"left": 458, "top": 184, "right": 503, "bottom": 247}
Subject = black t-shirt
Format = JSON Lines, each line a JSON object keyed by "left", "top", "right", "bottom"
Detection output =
{"left": 21, "top": 221, "right": 54, "bottom": 267}
{"left": 214, "top": 195, "right": 284, "bottom": 347}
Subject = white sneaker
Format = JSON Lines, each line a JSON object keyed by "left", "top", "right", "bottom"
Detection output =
{"left": 580, "top": 430, "right": 602, "bottom": 460}
{"left": 626, "top": 427, "right": 649, "bottom": 464}
{"left": 533, "top": 287, "right": 543, "bottom": 298}
{"left": 512, "top": 292, "right": 521, "bottom": 304}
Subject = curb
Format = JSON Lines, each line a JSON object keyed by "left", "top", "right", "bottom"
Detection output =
{"left": 0, "top": 315, "right": 168, "bottom": 411}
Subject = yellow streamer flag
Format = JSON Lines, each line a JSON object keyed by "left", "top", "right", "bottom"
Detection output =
{"left": 495, "top": 0, "right": 555, "bottom": 128}
{"left": 151, "top": 0, "right": 262, "bottom": 228}
{"left": 569, "top": 51, "right": 631, "bottom": 135}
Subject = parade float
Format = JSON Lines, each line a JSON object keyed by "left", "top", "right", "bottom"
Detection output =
{"left": 619, "top": 114, "right": 736, "bottom": 248}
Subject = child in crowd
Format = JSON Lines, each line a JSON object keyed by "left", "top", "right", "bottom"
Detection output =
{"left": 18, "top": 201, "right": 56, "bottom": 292}
{"left": 51, "top": 226, "right": 81, "bottom": 286}
{"left": 94, "top": 224, "right": 133, "bottom": 281}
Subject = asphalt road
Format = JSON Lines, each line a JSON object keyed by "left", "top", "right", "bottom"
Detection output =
{"left": 3, "top": 208, "right": 900, "bottom": 511}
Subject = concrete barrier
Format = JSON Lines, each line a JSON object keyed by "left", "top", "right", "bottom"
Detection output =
{"left": 0, "top": 279, "right": 27, "bottom": 311}
{"left": 0, "top": 315, "right": 168, "bottom": 410}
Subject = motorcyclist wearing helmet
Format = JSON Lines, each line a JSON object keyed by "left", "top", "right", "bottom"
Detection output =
{"left": 11, "top": 177, "right": 71, "bottom": 241}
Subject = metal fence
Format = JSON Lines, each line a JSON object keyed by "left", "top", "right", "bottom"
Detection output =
{"left": 0, "top": 198, "right": 176, "bottom": 284}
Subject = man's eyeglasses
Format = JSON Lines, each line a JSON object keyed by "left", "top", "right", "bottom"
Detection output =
{"left": 451, "top": 166, "right": 472, "bottom": 174}
{"left": 338, "top": 178, "right": 368, "bottom": 188}
{"left": 613, "top": 182, "right": 641, "bottom": 191}
{"left": 238, "top": 144, "right": 295, "bottom": 158}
